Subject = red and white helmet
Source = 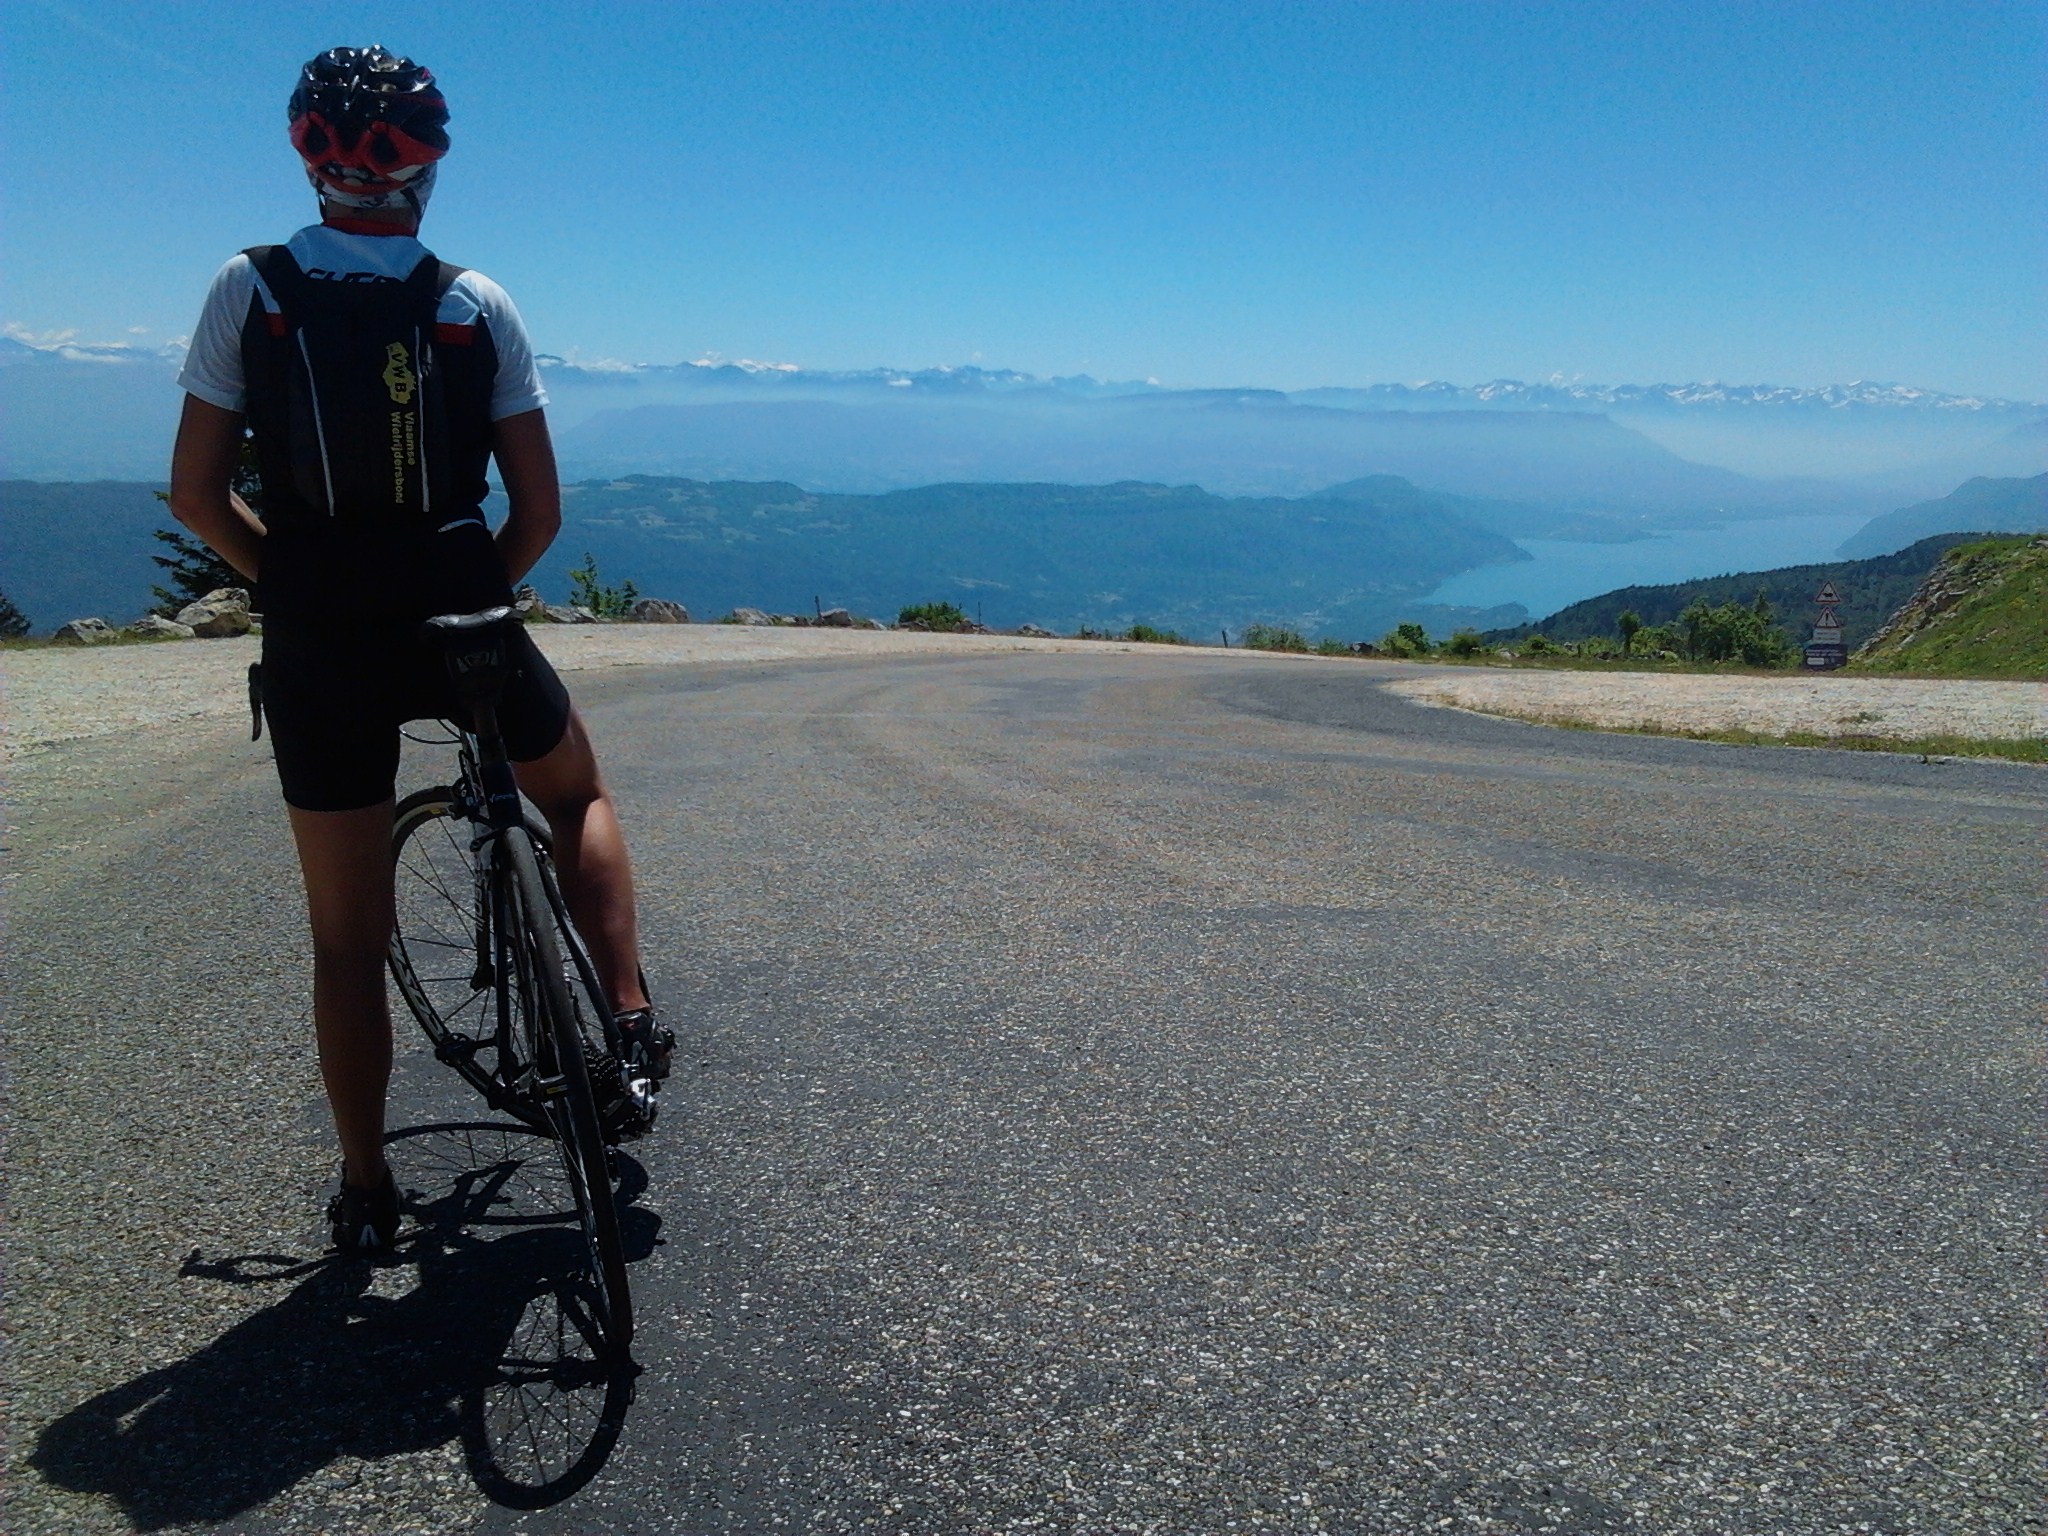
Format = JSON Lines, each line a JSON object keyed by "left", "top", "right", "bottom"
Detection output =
{"left": 289, "top": 45, "right": 449, "bottom": 212}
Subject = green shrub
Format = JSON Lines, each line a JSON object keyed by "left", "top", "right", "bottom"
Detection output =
{"left": 568, "top": 551, "right": 640, "bottom": 618}
{"left": 898, "top": 600, "right": 971, "bottom": 632}
{"left": 1676, "top": 599, "right": 1794, "bottom": 666}
{"left": 1635, "top": 623, "right": 1678, "bottom": 657}
{"left": 1379, "top": 621, "right": 1432, "bottom": 657}
{"left": 1314, "top": 637, "right": 1352, "bottom": 656}
{"left": 1524, "top": 633, "right": 1556, "bottom": 654}
{"left": 1444, "top": 628, "right": 1490, "bottom": 657}
{"left": 1124, "top": 623, "right": 1188, "bottom": 644}
{"left": 1243, "top": 623, "right": 1310, "bottom": 652}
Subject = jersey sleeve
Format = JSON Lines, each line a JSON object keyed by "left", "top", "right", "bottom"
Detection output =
{"left": 457, "top": 272, "right": 550, "bottom": 420}
{"left": 175, "top": 254, "right": 258, "bottom": 413}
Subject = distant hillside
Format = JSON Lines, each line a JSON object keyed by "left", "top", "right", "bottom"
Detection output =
{"left": 1837, "top": 473, "right": 2048, "bottom": 559}
{"left": 538, "top": 474, "right": 1525, "bottom": 638}
{"left": 1851, "top": 536, "right": 2048, "bottom": 678}
{"left": 553, "top": 395, "right": 1854, "bottom": 514}
{"left": 0, "top": 473, "right": 1526, "bottom": 639}
{"left": 1481, "top": 533, "right": 1979, "bottom": 652}
{"left": 0, "top": 479, "right": 177, "bottom": 632}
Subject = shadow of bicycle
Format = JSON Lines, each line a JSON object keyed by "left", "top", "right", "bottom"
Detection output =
{"left": 33, "top": 1121, "right": 658, "bottom": 1526}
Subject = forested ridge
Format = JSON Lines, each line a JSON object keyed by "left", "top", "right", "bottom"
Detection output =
{"left": 1482, "top": 533, "right": 1983, "bottom": 652}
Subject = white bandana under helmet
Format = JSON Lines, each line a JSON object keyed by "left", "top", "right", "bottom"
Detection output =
{"left": 307, "top": 160, "right": 437, "bottom": 215}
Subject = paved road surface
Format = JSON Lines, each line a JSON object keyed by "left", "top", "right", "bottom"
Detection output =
{"left": 8, "top": 652, "right": 2043, "bottom": 1535}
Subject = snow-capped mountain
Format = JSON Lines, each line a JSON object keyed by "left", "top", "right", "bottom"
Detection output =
{"left": 1, "top": 326, "right": 2040, "bottom": 485}
{"left": 1292, "top": 378, "right": 2040, "bottom": 415}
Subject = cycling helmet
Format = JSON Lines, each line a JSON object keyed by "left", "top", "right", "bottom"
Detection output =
{"left": 289, "top": 45, "right": 449, "bottom": 213}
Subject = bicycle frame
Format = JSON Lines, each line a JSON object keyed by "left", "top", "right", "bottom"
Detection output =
{"left": 412, "top": 610, "right": 626, "bottom": 1119}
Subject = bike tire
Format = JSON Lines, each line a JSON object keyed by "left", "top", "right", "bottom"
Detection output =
{"left": 503, "top": 829, "right": 634, "bottom": 1358}
{"left": 389, "top": 787, "right": 551, "bottom": 1128}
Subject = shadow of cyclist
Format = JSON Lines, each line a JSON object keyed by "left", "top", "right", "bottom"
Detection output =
{"left": 32, "top": 1123, "right": 657, "bottom": 1527}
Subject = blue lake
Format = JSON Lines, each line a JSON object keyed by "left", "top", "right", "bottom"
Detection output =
{"left": 1425, "top": 513, "right": 1875, "bottom": 622}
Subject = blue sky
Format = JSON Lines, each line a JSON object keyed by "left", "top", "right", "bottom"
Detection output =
{"left": 4, "top": 0, "right": 2043, "bottom": 396}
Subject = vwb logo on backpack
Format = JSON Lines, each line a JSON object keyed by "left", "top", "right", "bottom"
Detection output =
{"left": 383, "top": 343, "right": 418, "bottom": 405}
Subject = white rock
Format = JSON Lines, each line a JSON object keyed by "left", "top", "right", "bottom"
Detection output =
{"left": 175, "top": 587, "right": 253, "bottom": 638}
{"left": 52, "top": 617, "right": 117, "bottom": 645}
{"left": 629, "top": 598, "right": 690, "bottom": 624}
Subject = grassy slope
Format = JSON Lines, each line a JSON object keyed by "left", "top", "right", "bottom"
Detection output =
{"left": 1849, "top": 536, "right": 2048, "bottom": 679}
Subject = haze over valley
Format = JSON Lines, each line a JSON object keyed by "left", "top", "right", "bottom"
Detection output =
{"left": 4, "top": 332, "right": 2044, "bottom": 637}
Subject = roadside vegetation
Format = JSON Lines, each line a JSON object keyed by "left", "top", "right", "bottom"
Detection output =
{"left": 568, "top": 551, "right": 641, "bottom": 618}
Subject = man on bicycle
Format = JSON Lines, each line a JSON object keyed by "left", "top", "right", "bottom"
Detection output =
{"left": 168, "top": 45, "right": 673, "bottom": 1255}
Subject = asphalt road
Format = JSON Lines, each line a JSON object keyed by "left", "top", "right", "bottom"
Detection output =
{"left": 7, "top": 651, "right": 2043, "bottom": 1535}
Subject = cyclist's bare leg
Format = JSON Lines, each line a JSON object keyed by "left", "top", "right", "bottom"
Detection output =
{"left": 513, "top": 707, "right": 649, "bottom": 1014}
{"left": 286, "top": 801, "right": 398, "bottom": 1189}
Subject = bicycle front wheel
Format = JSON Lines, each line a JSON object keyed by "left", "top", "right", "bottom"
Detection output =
{"left": 389, "top": 788, "right": 526, "bottom": 1122}
{"left": 503, "top": 829, "right": 633, "bottom": 1359}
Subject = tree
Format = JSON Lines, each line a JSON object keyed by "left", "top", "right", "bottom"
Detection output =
{"left": 1444, "top": 628, "right": 1490, "bottom": 657}
{"left": 0, "top": 589, "right": 29, "bottom": 639}
{"left": 1677, "top": 599, "right": 1794, "bottom": 666}
{"left": 568, "top": 551, "right": 640, "bottom": 618}
{"left": 1379, "top": 621, "right": 1432, "bottom": 658}
{"left": 1617, "top": 609, "right": 1642, "bottom": 656}
{"left": 152, "top": 437, "right": 262, "bottom": 615}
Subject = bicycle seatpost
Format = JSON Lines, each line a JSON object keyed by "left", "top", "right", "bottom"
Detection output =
{"left": 422, "top": 608, "right": 525, "bottom": 829}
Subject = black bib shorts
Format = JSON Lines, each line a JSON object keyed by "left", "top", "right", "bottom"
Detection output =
{"left": 257, "top": 520, "right": 570, "bottom": 813}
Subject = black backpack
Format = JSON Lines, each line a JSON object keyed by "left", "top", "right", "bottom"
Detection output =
{"left": 238, "top": 244, "right": 499, "bottom": 530}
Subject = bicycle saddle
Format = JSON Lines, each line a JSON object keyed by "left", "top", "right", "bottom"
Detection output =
{"left": 422, "top": 607, "right": 521, "bottom": 703}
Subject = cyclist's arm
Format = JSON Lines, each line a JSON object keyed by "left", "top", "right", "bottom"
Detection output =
{"left": 168, "top": 394, "right": 265, "bottom": 582}
{"left": 492, "top": 407, "right": 561, "bottom": 586}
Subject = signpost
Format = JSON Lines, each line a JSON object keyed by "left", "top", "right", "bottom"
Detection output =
{"left": 1803, "top": 580, "right": 1848, "bottom": 670}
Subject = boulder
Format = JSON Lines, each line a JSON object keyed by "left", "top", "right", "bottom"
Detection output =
{"left": 816, "top": 607, "right": 855, "bottom": 628}
{"left": 176, "top": 587, "right": 253, "bottom": 638}
{"left": 855, "top": 616, "right": 885, "bottom": 630}
{"left": 629, "top": 598, "right": 689, "bottom": 624}
{"left": 513, "top": 584, "right": 545, "bottom": 620}
{"left": 540, "top": 603, "right": 598, "bottom": 625}
{"left": 52, "top": 617, "right": 116, "bottom": 645}
{"left": 724, "top": 607, "right": 773, "bottom": 626}
{"left": 126, "top": 614, "right": 196, "bottom": 640}
{"left": 1015, "top": 623, "right": 1056, "bottom": 638}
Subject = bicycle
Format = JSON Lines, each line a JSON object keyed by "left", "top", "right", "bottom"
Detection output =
{"left": 384, "top": 607, "right": 652, "bottom": 1359}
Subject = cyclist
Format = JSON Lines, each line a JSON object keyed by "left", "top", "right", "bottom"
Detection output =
{"left": 168, "top": 45, "right": 673, "bottom": 1255}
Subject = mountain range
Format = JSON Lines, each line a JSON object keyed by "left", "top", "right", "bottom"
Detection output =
{"left": 4, "top": 331, "right": 2041, "bottom": 503}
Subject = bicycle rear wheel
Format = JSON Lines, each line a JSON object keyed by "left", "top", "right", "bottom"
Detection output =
{"left": 503, "top": 829, "right": 633, "bottom": 1359}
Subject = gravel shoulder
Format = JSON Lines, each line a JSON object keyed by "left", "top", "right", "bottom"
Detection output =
{"left": 1385, "top": 665, "right": 2044, "bottom": 742}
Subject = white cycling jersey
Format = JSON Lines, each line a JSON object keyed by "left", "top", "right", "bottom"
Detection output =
{"left": 178, "top": 224, "right": 547, "bottom": 423}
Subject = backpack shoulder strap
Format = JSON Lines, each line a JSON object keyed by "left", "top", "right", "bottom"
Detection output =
{"left": 243, "top": 244, "right": 308, "bottom": 311}
{"left": 399, "top": 251, "right": 467, "bottom": 300}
